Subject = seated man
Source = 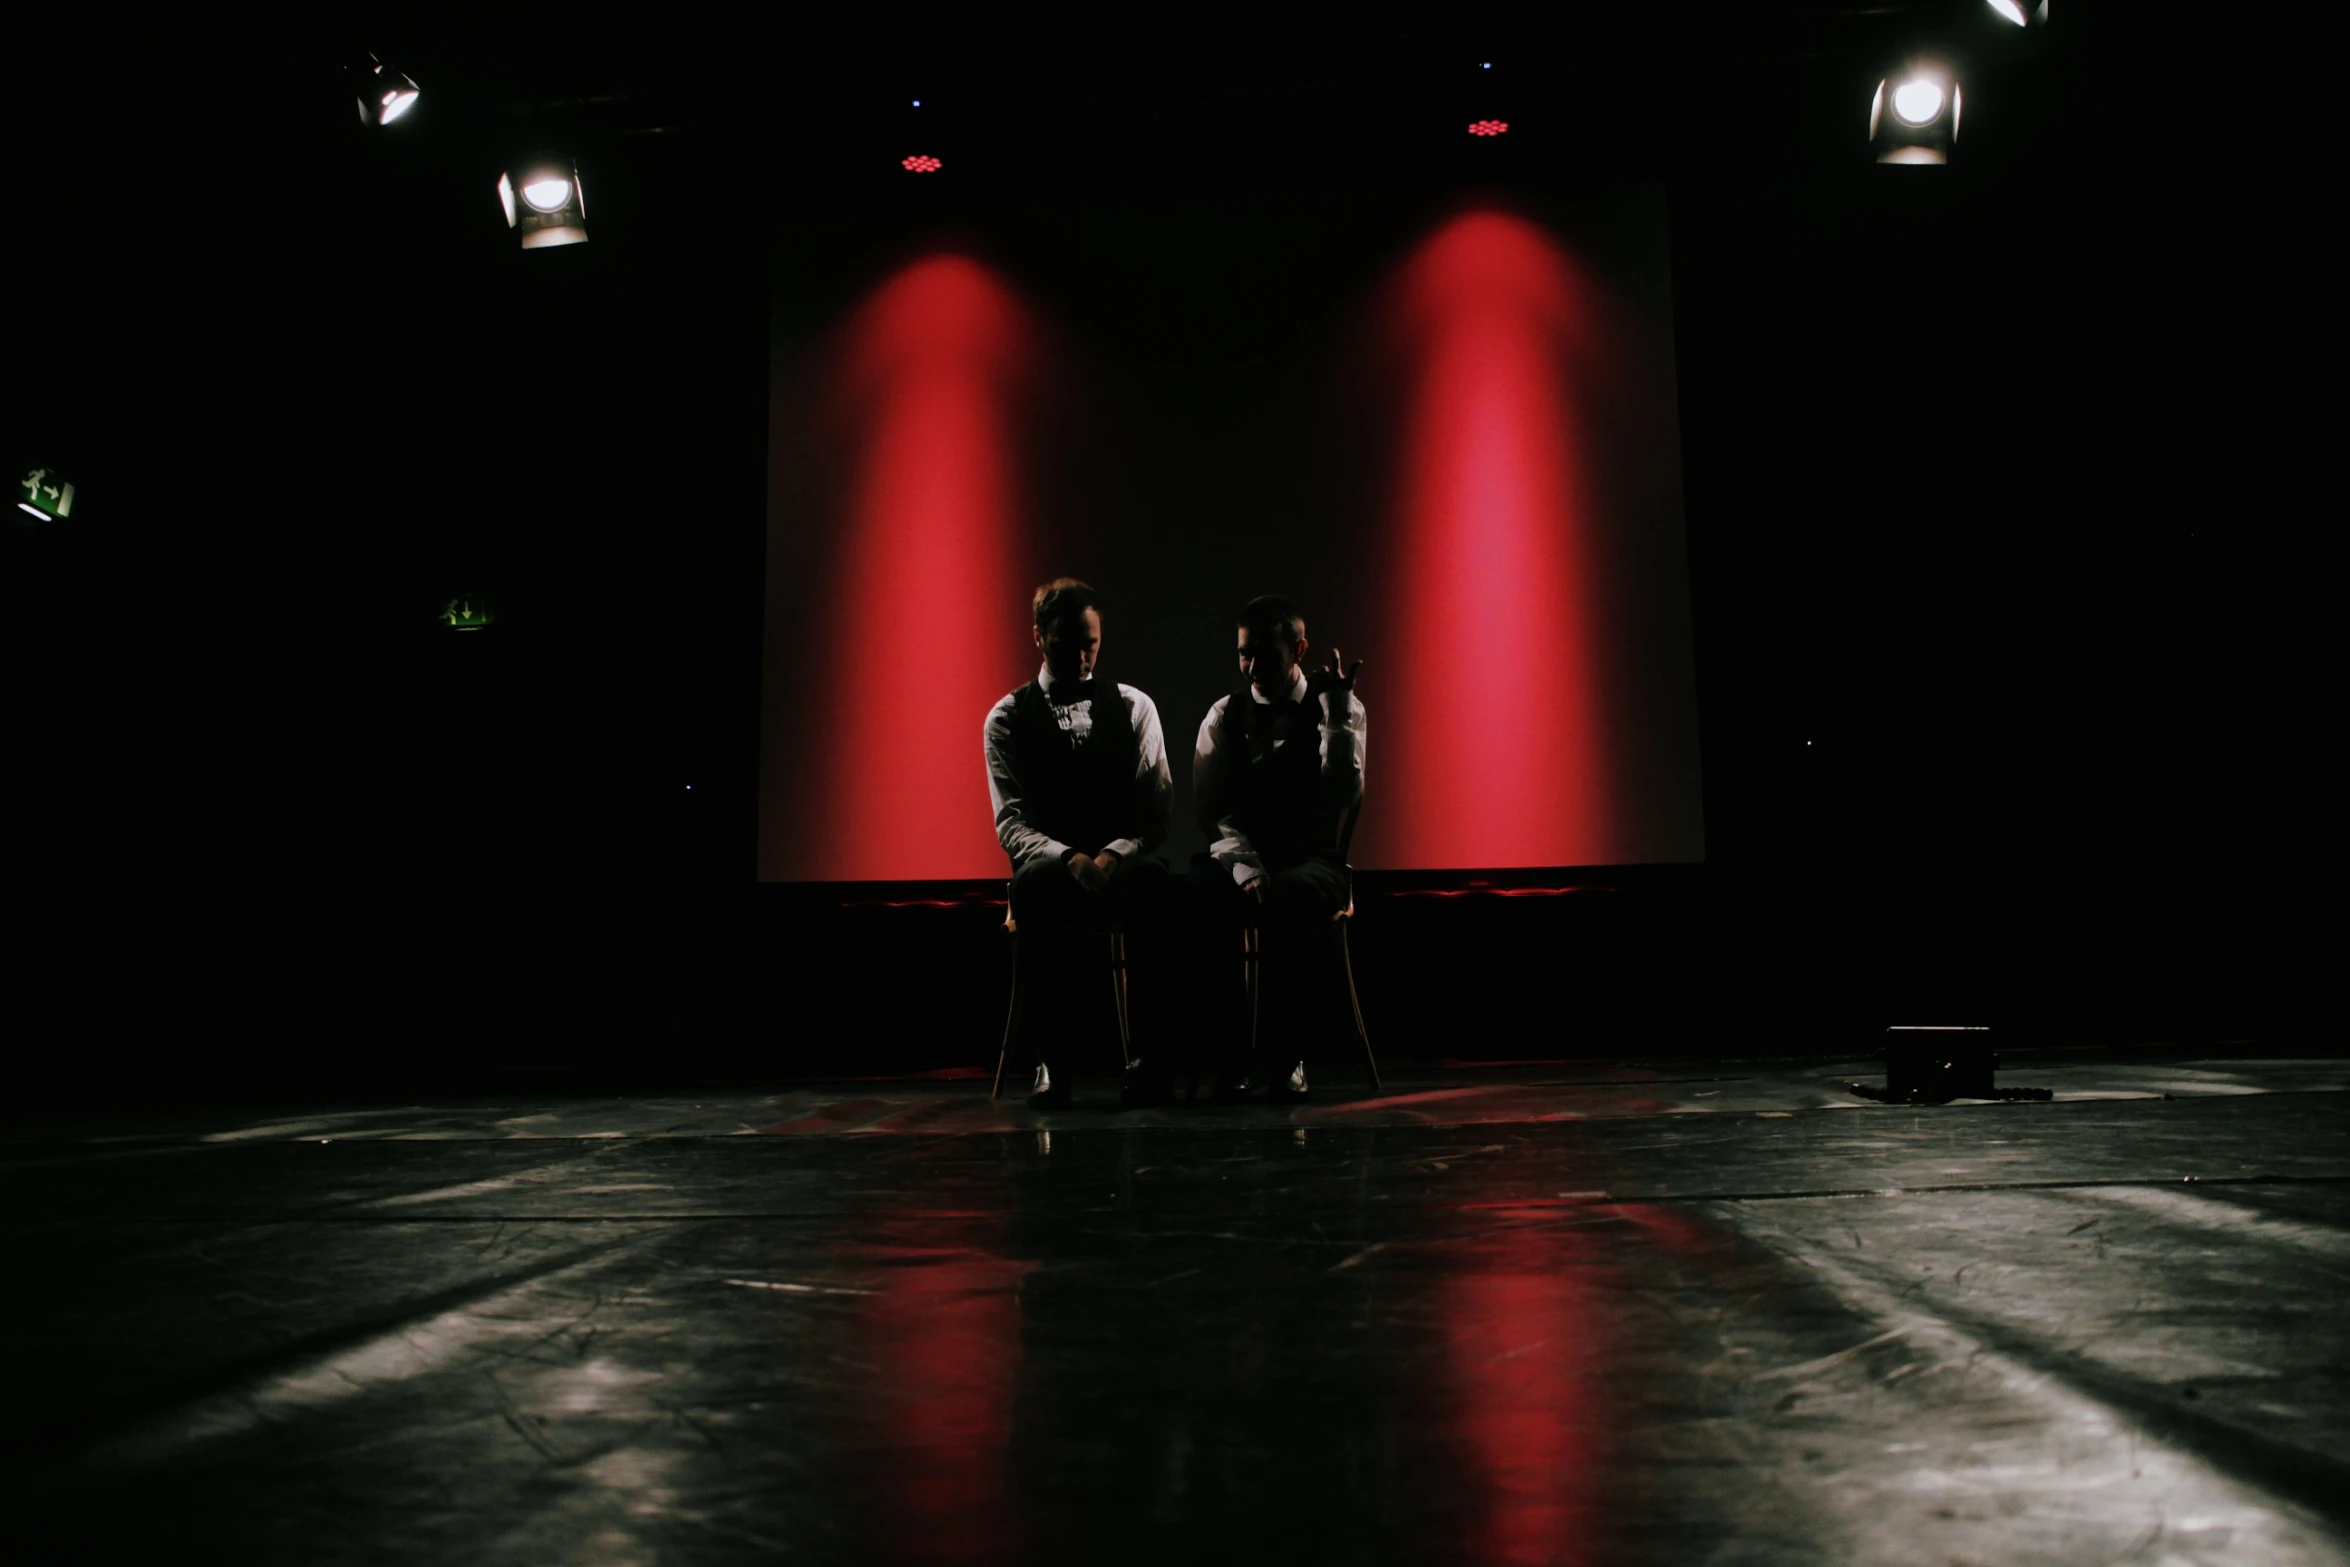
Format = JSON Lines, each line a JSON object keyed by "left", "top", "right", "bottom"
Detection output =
{"left": 1190, "top": 595, "right": 1365, "bottom": 1102}
{"left": 984, "top": 578, "right": 1174, "bottom": 1109}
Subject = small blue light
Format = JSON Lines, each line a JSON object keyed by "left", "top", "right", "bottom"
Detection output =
{"left": 912, "top": 99, "right": 921, "bottom": 106}
{"left": 1482, "top": 62, "right": 1491, "bottom": 69}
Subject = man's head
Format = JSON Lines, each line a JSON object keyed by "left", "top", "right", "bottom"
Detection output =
{"left": 1236, "top": 595, "right": 1308, "bottom": 700}
{"left": 1031, "top": 577, "right": 1102, "bottom": 685}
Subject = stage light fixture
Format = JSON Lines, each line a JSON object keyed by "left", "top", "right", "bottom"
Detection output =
{"left": 1987, "top": 0, "right": 2050, "bottom": 24}
{"left": 1468, "top": 119, "right": 1508, "bottom": 137}
{"left": 498, "top": 158, "right": 588, "bottom": 248}
{"left": 902, "top": 154, "right": 942, "bottom": 173}
{"left": 352, "top": 54, "right": 420, "bottom": 126}
{"left": 15, "top": 463, "right": 76, "bottom": 521}
{"left": 1892, "top": 78, "right": 1944, "bottom": 125}
{"left": 1869, "top": 66, "right": 1959, "bottom": 164}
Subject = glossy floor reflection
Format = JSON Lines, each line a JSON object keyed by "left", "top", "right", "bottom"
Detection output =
{"left": 4, "top": 1054, "right": 2346, "bottom": 1564}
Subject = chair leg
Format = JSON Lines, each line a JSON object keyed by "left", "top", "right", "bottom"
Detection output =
{"left": 1109, "top": 929, "right": 1135, "bottom": 1070}
{"left": 1338, "top": 920, "right": 1380, "bottom": 1091}
{"left": 993, "top": 931, "right": 1023, "bottom": 1102}
{"left": 1243, "top": 919, "right": 1264, "bottom": 1074}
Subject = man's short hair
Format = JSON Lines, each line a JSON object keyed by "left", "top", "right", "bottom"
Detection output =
{"left": 1238, "top": 594, "right": 1305, "bottom": 647}
{"left": 1032, "top": 577, "right": 1100, "bottom": 631}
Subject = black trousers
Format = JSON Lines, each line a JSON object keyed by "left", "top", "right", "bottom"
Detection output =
{"left": 1182, "top": 854, "right": 1350, "bottom": 1077}
{"left": 1008, "top": 853, "right": 1172, "bottom": 1072}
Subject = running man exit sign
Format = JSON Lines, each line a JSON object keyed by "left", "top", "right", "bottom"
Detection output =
{"left": 16, "top": 465, "right": 75, "bottom": 520}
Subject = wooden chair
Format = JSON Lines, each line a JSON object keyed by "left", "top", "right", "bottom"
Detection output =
{"left": 1239, "top": 797, "right": 1382, "bottom": 1091}
{"left": 991, "top": 892, "right": 1134, "bottom": 1101}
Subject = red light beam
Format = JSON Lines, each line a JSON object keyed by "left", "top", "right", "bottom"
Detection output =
{"left": 782, "top": 256, "right": 1045, "bottom": 881}
{"left": 1363, "top": 210, "right": 1621, "bottom": 869}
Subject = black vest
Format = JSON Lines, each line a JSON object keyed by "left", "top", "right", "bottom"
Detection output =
{"left": 1007, "top": 679, "right": 1141, "bottom": 861}
{"left": 1223, "top": 686, "right": 1341, "bottom": 864}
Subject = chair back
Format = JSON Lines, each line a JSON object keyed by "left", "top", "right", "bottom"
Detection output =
{"left": 1333, "top": 788, "right": 1363, "bottom": 867}
{"left": 1331, "top": 789, "right": 1364, "bottom": 921}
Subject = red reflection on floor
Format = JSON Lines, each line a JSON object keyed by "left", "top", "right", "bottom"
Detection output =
{"left": 801, "top": 256, "right": 1044, "bottom": 880}
{"left": 1362, "top": 210, "right": 1620, "bottom": 870}
{"left": 1429, "top": 1220, "right": 1603, "bottom": 1566}
{"left": 849, "top": 1238, "right": 1036, "bottom": 1564}
{"left": 753, "top": 1099, "right": 892, "bottom": 1134}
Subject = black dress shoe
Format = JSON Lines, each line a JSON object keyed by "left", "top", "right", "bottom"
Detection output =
{"left": 1119, "top": 1063, "right": 1175, "bottom": 1109}
{"left": 1026, "top": 1063, "right": 1071, "bottom": 1111}
{"left": 1262, "top": 1061, "right": 1311, "bottom": 1104}
{"left": 1209, "top": 1073, "right": 1256, "bottom": 1105}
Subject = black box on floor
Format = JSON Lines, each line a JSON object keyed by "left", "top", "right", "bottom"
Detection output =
{"left": 1884, "top": 1026, "right": 1996, "bottom": 1102}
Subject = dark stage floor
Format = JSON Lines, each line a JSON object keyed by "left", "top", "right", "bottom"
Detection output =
{"left": 5, "top": 1051, "right": 2347, "bottom": 1565}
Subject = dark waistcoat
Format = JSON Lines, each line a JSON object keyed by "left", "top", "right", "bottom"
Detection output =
{"left": 1007, "top": 679, "right": 1141, "bottom": 860}
{"left": 1223, "top": 687, "right": 1340, "bottom": 864}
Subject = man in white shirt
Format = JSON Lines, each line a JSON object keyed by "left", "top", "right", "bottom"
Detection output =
{"left": 984, "top": 578, "right": 1175, "bottom": 1109}
{"left": 1190, "top": 595, "right": 1366, "bottom": 1103}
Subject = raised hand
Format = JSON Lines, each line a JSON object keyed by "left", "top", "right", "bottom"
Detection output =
{"left": 1306, "top": 645, "right": 1364, "bottom": 704}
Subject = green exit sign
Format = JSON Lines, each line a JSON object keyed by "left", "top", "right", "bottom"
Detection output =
{"left": 16, "top": 465, "right": 75, "bottom": 520}
{"left": 437, "top": 595, "right": 496, "bottom": 630}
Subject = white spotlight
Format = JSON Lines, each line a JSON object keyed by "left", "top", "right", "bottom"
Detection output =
{"left": 1891, "top": 78, "right": 1945, "bottom": 126}
{"left": 1870, "top": 66, "right": 1959, "bottom": 165}
{"left": 353, "top": 55, "right": 420, "bottom": 127}
{"left": 1987, "top": 0, "right": 2050, "bottom": 25}
{"left": 498, "top": 159, "right": 588, "bottom": 249}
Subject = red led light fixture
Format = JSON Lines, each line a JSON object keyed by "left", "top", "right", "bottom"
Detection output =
{"left": 902, "top": 154, "right": 943, "bottom": 173}
{"left": 1468, "top": 119, "right": 1509, "bottom": 137}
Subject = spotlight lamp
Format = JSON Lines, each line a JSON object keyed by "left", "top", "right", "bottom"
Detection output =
{"left": 497, "top": 158, "right": 588, "bottom": 248}
{"left": 1987, "top": 0, "right": 2050, "bottom": 25}
{"left": 1869, "top": 66, "right": 1960, "bottom": 165}
{"left": 352, "top": 54, "right": 420, "bottom": 126}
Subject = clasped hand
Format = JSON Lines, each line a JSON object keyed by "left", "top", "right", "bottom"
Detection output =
{"left": 1066, "top": 850, "right": 1120, "bottom": 892}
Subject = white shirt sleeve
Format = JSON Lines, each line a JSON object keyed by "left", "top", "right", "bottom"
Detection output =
{"left": 984, "top": 696, "right": 1072, "bottom": 871}
{"left": 1194, "top": 697, "right": 1266, "bottom": 886}
{"left": 1102, "top": 685, "right": 1172, "bottom": 863}
{"left": 1321, "top": 690, "right": 1366, "bottom": 811}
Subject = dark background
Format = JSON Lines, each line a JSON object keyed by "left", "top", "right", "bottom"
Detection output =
{"left": 2, "top": 5, "right": 2312, "bottom": 1093}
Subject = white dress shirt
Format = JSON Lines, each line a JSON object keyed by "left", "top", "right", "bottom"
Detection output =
{"left": 1193, "top": 667, "right": 1367, "bottom": 885}
{"left": 984, "top": 665, "right": 1173, "bottom": 871}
